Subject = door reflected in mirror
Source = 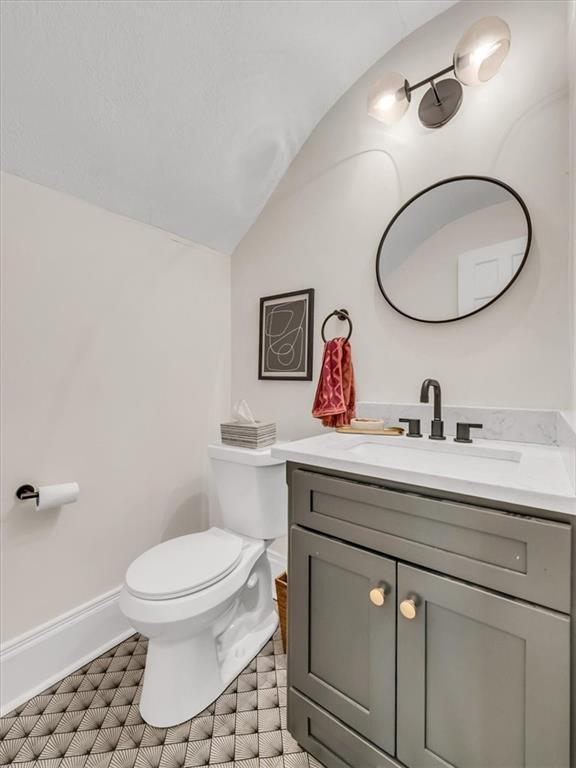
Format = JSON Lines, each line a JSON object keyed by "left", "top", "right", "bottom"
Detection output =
{"left": 376, "top": 177, "right": 531, "bottom": 323}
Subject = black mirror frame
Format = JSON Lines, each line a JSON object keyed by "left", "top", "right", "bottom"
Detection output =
{"left": 375, "top": 175, "right": 532, "bottom": 324}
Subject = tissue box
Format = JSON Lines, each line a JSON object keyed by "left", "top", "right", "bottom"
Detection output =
{"left": 220, "top": 421, "right": 276, "bottom": 449}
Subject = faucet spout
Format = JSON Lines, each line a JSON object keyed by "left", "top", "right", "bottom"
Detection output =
{"left": 420, "top": 378, "right": 442, "bottom": 420}
{"left": 420, "top": 378, "right": 445, "bottom": 439}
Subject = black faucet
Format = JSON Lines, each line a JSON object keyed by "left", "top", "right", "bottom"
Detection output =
{"left": 420, "top": 378, "right": 446, "bottom": 440}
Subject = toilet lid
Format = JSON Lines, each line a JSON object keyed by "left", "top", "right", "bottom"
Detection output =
{"left": 125, "top": 528, "right": 243, "bottom": 600}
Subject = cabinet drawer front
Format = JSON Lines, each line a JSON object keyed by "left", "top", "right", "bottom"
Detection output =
{"left": 291, "top": 469, "right": 571, "bottom": 612}
{"left": 289, "top": 527, "right": 396, "bottom": 755}
{"left": 288, "top": 688, "right": 401, "bottom": 768}
{"left": 397, "top": 564, "right": 571, "bottom": 768}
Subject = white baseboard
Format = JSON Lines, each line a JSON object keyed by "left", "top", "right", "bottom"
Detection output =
{"left": 0, "top": 586, "right": 133, "bottom": 716}
{"left": 267, "top": 549, "right": 287, "bottom": 598}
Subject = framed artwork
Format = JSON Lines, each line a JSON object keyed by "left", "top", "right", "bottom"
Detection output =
{"left": 258, "top": 289, "right": 315, "bottom": 380}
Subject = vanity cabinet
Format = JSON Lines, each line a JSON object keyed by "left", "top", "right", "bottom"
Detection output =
{"left": 287, "top": 466, "right": 573, "bottom": 768}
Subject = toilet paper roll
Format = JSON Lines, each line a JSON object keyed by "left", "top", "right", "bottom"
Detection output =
{"left": 36, "top": 482, "right": 79, "bottom": 511}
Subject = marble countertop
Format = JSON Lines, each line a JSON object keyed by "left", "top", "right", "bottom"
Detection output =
{"left": 271, "top": 431, "right": 576, "bottom": 516}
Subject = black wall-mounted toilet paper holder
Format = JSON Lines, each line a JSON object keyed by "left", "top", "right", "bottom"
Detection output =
{"left": 16, "top": 484, "right": 39, "bottom": 501}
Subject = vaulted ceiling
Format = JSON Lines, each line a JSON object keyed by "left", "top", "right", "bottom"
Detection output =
{"left": 1, "top": 0, "right": 456, "bottom": 254}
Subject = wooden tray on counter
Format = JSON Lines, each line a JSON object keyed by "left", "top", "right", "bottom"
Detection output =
{"left": 335, "top": 426, "right": 404, "bottom": 436}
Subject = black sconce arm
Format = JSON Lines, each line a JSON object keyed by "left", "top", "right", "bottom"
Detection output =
{"left": 406, "top": 64, "right": 456, "bottom": 95}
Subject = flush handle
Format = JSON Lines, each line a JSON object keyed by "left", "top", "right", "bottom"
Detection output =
{"left": 400, "top": 597, "right": 418, "bottom": 620}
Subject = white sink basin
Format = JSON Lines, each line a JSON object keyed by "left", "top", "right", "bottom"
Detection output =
{"left": 271, "top": 430, "right": 576, "bottom": 515}
{"left": 346, "top": 436, "right": 521, "bottom": 464}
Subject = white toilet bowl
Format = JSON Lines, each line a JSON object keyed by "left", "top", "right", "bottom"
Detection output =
{"left": 120, "top": 444, "right": 287, "bottom": 727}
{"left": 120, "top": 528, "right": 278, "bottom": 727}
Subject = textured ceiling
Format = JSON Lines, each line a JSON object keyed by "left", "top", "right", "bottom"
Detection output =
{"left": 1, "top": 0, "right": 456, "bottom": 254}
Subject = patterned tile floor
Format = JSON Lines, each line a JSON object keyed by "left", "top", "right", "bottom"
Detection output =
{"left": 0, "top": 629, "right": 323, "bottom": 768}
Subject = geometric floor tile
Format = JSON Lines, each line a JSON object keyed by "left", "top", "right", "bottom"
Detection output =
{"left": 0, "top": 629, "right": 324, "bottom": 768}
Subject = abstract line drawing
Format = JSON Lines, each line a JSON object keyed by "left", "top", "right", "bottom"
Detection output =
{"left": 258, "top": 289, "right": 314, "bottom": 380}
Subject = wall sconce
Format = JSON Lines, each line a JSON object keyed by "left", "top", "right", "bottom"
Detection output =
{"left": 368, "top": 17, "right": 511, "bottom": 129}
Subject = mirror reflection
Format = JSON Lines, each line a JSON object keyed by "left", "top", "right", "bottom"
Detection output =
{"left": 376, "top": 177, "right": 531, "bottom": 323}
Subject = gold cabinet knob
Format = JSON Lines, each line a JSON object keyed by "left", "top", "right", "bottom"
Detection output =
{"left": 369, "top": 586, "right": 386, "bottom": 606}
{"left": 400, "top": 598, "right": 417, "bottom": 620}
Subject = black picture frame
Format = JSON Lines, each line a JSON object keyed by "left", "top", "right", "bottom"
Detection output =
{"left": 258, "top": 289, "right": 315, "bottom": 381}
{"left": 375, "top": 175, "right": 532, "bottom": 324}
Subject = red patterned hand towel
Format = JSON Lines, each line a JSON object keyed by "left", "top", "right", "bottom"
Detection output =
{"left": 312, "top": 338, "right": 356, "bottom": 428}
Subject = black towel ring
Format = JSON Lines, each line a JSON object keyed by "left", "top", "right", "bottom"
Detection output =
{"left": 321, "top": 309, "right": 353, "bottom": 343}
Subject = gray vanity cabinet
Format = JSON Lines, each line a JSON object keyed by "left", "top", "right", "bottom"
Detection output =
{"left": 287, "top": 466, "right": 573, "bottom": 768}
{"left": 289, "top": 527, "right": 396, "bottom": 756}
{"left": 396, "top": 563, "right": 570, "bottom": 768}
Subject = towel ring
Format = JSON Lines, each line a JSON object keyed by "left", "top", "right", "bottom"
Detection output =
{"left": 321, "top": 309, "right": 353, "bottom": 343}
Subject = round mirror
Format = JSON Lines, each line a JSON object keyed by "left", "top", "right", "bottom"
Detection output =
{"left": 376, "top": 176, "right": 531, "bottom": 323}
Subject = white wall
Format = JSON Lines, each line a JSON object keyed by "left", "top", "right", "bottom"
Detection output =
{"left": 570, "top": 0, "right": 576, "bottom": 412}
{"left": 232, "top": 0, "right": 571, "bottom": 441}
{"left": 1, "top": 173, "right": 230, "bottom": 642}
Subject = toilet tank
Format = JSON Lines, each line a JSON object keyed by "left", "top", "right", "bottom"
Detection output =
{"left": 208, "top": 443, "right": 287, "bottom": 540}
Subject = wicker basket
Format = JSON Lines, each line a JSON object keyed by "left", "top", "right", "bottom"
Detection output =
{"left": 275, "top": 571, "right": 288, "bottom": 653}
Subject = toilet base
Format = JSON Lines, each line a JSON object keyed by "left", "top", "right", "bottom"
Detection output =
{"left": 139, "top": 608, "right": 278, "bottom": 727}
{"left": 120, "top": 538, "right": 279, "bottom": 728}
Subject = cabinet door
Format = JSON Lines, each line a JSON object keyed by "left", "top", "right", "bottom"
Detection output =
{"left": 290, "top": 527, "right": 396, "bottom": 755}
{"left": 397, "top": 564, "right": 571, "bottom": 768}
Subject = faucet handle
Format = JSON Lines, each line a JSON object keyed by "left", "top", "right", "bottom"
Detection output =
{"left": 399, "top": 418, "right": 422, "bottom": 438}
{"left": 454, "top": 422, "right": 483, "bottom": 443}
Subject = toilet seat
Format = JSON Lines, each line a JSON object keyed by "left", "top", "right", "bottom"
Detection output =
{"left": 125, "top": 527, "right": 243, "bottom": 600}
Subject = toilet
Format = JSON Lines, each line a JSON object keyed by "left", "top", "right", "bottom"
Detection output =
{"left": 119, "top": 443, "right": 287, "bottom": 727}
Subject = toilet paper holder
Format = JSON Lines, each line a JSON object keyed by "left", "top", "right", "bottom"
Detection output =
{"left": 15, "top": 481, "right": 80, "bottom": 511}
{"left": 15, "top": 484, "right": 39, "bottom": 501}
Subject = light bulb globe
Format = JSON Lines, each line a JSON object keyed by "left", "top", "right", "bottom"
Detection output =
{"left": 367, "top": 73, "right": 410, "bottom": 125}
{"left": 454, "top": 16, "right": 511, "bottom": 87}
